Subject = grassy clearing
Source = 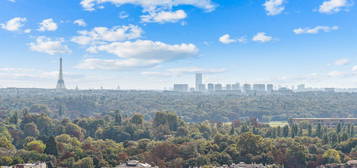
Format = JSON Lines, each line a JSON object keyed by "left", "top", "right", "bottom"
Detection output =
{"left": 268, "top": 121, "right": 289, "bottom": 127}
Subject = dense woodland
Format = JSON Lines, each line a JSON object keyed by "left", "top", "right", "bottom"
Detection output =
{"left": 1, "top": 89, "right": 357, "bottom": 167}
{"left": 0, "top": 110, "right": 357, "bottom": 168}
{"left": 1, "top": 89, "right": 357, "bottom": 122}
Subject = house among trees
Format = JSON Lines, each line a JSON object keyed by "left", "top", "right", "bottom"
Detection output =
{"left": 115, "top": 160, "right": 158, "bottom": 168}
{"left": 1, "top": 162, "right": 47, "bottom": 168}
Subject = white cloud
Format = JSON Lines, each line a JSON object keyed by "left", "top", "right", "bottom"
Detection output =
{"left": 88, "top": 40, "right": 198, "bottom": 60}
{"left": 71, "top": 25, "right": 142, "bottom": 45}
{"left": 263, "top": 0, "right": 285, "bottom": 16}
{"left": 74, "top": 19, "right": 87, "bottom": 27}
{"left": 0, "top": 17, "right": 27, "bottom": 31}
{"left": 333, "top": 58, "right": 350, "bottom": 66}
{"left": 328, "top": 71, "right": 346, "bottom": 77}
{"left": 76, "top": 58, "right": 162, "bottom": 70}
{"left": 119, "top": 11, "right": 129, "bottom": 19}
{"left": 29, "top": 36, "right": 71, "bottom": 55}
{"left": 352, "top": 65, "right": 357, "bottom": 71}
{"left": 319, "top": 0, "right": 352, "bottom": 14}
{"left": 293, "top": 26, "right": 339, "bottom": 34}
{"left": 219, "top": 34, "right": 236, "bottom": 44}
{"left": 141, "top": 10, "right": 187, "bottom": 23}
{"left": 8, "top": 0, "right": 16, "bottom": 2}
{"left": 24, "top": 29, "right": 32, "bottom": 33}
{"left": 77, "top": 40, "right": 198, "bottom": 70}
{"left": 80, "top": 0, "right": 216, "bottom": 12}
{"left": 142, "top": 67, "right": 226, "bottom": 76}
{"left": 252, "top": 32, "right": 273, "bottom": 43}
{"left": 38, "top": 18, "right": 58, "bottom": 32}
{"left": 219, "top": 34, "right": 246, "bottom": 44}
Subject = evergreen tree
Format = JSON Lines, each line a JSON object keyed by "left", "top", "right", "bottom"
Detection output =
{"left": 307, "top": 124, "right": 312, "bottom": 137}
{"left": 114, "top": 110, "right": 122, "bottom": 125}
{"left": 336, "top": 123, "right": 342, "bottom": 134}
{"left": 277, "top": 126, "right": 281, "bottom": 137}
{"left": 283, "top": 125, "right": 289, "bottom": 137}
{"left": 44, "top": 136, "right": 58, "bottom": 155}
{"left": 230, "top": 124, "right": 235, "bottom": 135}
{"left": 316, "top": 123, "right": 322, "bottom": 138}
{"left": 9, "top": 111, "right": 19, "bottom": 125}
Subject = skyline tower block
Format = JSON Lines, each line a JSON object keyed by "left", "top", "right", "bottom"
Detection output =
{"left": 195, "top": 73, "right": 203, "bottom": 91}
{"left": 56, "top": 57, "right": 66, "bottom": 90}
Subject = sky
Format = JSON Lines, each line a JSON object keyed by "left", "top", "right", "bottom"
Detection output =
{"left": 0, "top": 0, "right": 357, "bottom": 90}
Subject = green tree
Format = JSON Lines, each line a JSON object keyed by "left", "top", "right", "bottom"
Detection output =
{"left": 322, "top": 149, "right": 341, "bottom": 164}
{"left": 44, "top": 136, "right": 58, "bottom": 155}
{"left": 0, "top": 136, "right": 15, "bottom": 150}
{"left": 283, "top": 125, "right": 289, "bottom": 137}
{"left": 9, "top": 111, "right": 19, "bottom": 125}
{"left": 130, "top": 114, "right": 144, "bottom": 125}
{"left": 0, "top": 156, "right": 13, "bottom": 166}
{"left": 25, "top": 140, "right": 46, "bottom": 153}
{"left": 23, "top": 122, "right": 40, "bottom": 137}
{"left": 73, "top": 157, "right": 95, "bottom": 168}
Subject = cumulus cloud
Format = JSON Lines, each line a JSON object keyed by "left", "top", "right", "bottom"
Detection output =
{"left": 219, "top": 34, "right": 246, "bottom": 44}
{"left": 74, "top": 19, "right": 87, "bottom": 27}
{"left": 252, "top": 32, "right": 273, "bottom": 43}
{"left": 333, "top": 58, "right": 350, "bottom": 66}
{"left": 293, "top": 26, "right": 339, "bottom": 34}
{"left": 77, "top": 40, "right": 198, "bottom": 70}
{"left": 141, "top": 10, "right": 187, "bottom": 23}
{"left": 80, "top": 0, "right": 215, "bottom": 12}
{"left": 1, "top": 17, "right": 27, "bottom": 31}
{"left": 142, "top": 67, "right": 226, "bottom": 76}
{"left": 263, "top": 0, "right": 285, "bottom": 16}
{"left": 38, "top": 18, "right": 58, "bottom": 32}
{"left": 328, "top": 71, "right": 346, "bottom": 77}
{"left": 219, "top": 34, "right": 236, "bottom": 44}
{"left": 71, "top": 25, "right": 142, "bottom": 45}
{"left": 29, "top": 36, "right": 71, "bottom": 55}
{"left": 352, "top": 65, "right": 357, "bottom": 71}
{"left": 76, "top": 58, "right": 162, "bottom": 70}
{"left": 319, "top": 0, "right": 352, "bottom": 14}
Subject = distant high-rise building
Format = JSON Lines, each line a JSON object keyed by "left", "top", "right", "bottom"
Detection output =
{"left": 253, "top": 84, "right": 266, "bottom": 92}
{"left": 243, "top": 84, "right": 251, "bottom": 93}
{"left": 198, "top": 84, "right": 206, "bottom": 92}
{"left": 267, "top": 84, "right": 274, "bottom": 93}
{"left": 226, "top": 84, "right": 232, "bottom": 90}
{"left": 56, "top": 57, "right": 66, "bottom": 90}
{"left": 195, "top": 73, "right": 203, "bottom": 91}
{"left": 207, "top": 83, "right": 214, "bottom": 91}
{"left": 325, "top": 88, "right": 335, "bottom": 93}
{"left": 297, "top": 84, "right": 305, "bottom": 91}
{"left": 232, "top": 83, "right": 240, "bottom": 91}
{"left": 215, "top": 84, "right": 223, "bottom": 91}
{"left": 173, "top": 84, "right": 189, "bottom": 92}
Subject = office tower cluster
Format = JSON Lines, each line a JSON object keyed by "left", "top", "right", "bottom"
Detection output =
{"left": 173, "top": 73, "right": 275, "bottom": 94}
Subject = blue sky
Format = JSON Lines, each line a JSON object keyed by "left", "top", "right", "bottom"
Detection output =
{"left": 0, "top": 0, "right": 356, "bottom": 89}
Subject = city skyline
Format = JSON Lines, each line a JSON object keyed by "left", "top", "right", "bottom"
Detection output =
{"left": 1, "top": 0, "right": 357, "bottom": 89}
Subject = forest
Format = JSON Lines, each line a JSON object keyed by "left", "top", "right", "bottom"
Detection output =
{"left": 0, "top": 109, "right": 356, "bottom": 168}
{"left": 1, "top": 89, "right": 357, "bottom": 122}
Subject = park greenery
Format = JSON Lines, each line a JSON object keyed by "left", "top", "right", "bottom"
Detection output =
{"left": 1, "top": 90, "right": 357, "bottom": 167}
{"left": 0, "top": 109, "right": 356, "bottom": 168}
{"left": 1, "top": 90, "right": 357, "bottom": 122}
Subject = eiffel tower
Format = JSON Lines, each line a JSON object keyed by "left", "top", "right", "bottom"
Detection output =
{"left": 56, "top": 57, "right": 66, "bottom": 90}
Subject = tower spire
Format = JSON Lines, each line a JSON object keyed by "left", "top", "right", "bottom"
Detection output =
{"left": 56, "top": 57, "right": 66, "bottom": 90}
